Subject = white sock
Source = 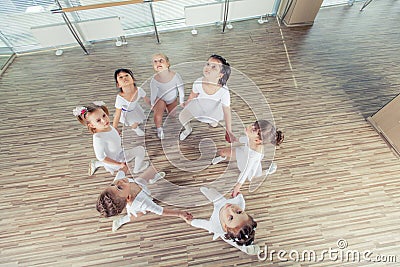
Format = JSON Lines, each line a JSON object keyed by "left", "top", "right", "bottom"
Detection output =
{"left": 132, "top": 146, "right": 145, "bottom": 173}
{"left": 157, "top": 127, "right": 163, "bottom": 133}
{"left": 149, "top": 172, "right": 165, "bottom": 184}
{"left": 184, "top": 123, "right": 192, "bottom": 132}
{"left": 120, "top": 214, "right": 130, "bottom": 225}
{"left": 212, "top": 156, "right": 226, "bottom": 165}
{"left": 113, "top": 214, "right": 131, "bottom": 232}
{"left": 95, "top": 161, "right": 104, "bottom": 168}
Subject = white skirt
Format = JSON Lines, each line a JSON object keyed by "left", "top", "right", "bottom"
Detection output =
{"left": 120, "top": 105, "right": 146, "bottom": 126}
{"left": 185, "top": 98, "right": 224, "bottom": 124}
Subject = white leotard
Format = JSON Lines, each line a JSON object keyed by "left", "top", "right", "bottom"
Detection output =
{"left": 150, "top": 73, "right": 184, "bottom": 106}
{"left": 185, "top": 77, "right": 230, "bottom": 124}
{"left": 235, "top": 136, "right": 264, "bottom": 184}
{"left": 115, "top": 87, "right": 146, "bottom": 126}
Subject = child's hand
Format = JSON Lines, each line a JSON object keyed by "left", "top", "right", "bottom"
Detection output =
{"left": 225, "top": 131, "right": 237, "bottom": 143}
{"left": 231, "top": 184, "right": 242, "bottom": 197}
{"left": 119, "top": 162, "right": 129, "bottom": 174}
{"left": 116, "top": 127, "right": 121, "bottom": 136}
{"left": 179, "top": 211, "right": 193, "bottom": 224}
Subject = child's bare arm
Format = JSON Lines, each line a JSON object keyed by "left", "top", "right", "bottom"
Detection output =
{"left": 232, "top": 183, "right": 243, "bottom": 197}
{"left": 183, "top": 91, "right": 199, "bottom": 106}
{"left": 143, "top": 96, "right": 151, "bottom": 106}
{"left": 162, "top": 209, "right": 193, "bottom": 224}
{"left": 113, "top": 108, "right": 122, "bottom": 134}
{"left": 223, "top": 105, "right": 237, "bottom": 142}
{"left": 103, "top": 156, "right": 126, "bottom": 167}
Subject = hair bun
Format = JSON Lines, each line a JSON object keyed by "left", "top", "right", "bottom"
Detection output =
{"left": 276, "top": 130, "right": 284, "bottom": 146}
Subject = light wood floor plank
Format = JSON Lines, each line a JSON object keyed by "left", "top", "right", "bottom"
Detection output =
{"left": 0, "top": 1, "right": 400, "bottom": 266}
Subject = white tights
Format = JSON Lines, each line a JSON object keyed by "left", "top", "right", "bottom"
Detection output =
{"left": 123, "top": 146, "right": 146, "bottom": 173}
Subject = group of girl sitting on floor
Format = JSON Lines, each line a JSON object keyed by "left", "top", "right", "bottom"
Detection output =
{"left": 73, "top": 53, "right": 284, "bottom": 255}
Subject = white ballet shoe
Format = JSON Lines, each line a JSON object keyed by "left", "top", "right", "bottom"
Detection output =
{"left": 200, "top": 186, "right": 209, "bottom": 195}
{"left": 211, "top": 156, "right": 226, "bottom": 165}
{"left": 266, "top": 162, "right": 277, "bottom": 175}
{"left": 209, "top": 122, "right": 218, "bottom": 127}
{"left": 133, "top": 161, "right": 149, "bottom": 174}
{"left": 179, "top": 128, "right": 192, "bottom": 141}
{"left": 132, "top": 127, "right": 145, "bottom": 136}
{"left": 88, "top": 160, "right": 99, "bottom": 176}
{"left": 149, "top": 171, "right": 165, "bottom": 184}
{"left": 246, "top": 244, "right": 260, "bottom": 255}
{"left": 157, "top": 127, "right": 165, "bottom": 140}
{"left": 112, "top": 218, "right": 123, "bottom": 232}
{"left": 157, "top": 129, "right": 165, "bottom": 140}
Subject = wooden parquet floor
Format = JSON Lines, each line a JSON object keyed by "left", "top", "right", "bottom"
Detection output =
{"left": 1, "top": 1, "right": 400, "bottom": 266}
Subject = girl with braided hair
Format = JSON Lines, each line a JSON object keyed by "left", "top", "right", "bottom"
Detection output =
{"left": 96, "top": 166, "right": 192, "bottom": 232}
{"left": 187, "top": 187, "right": 259, "bottom": 255}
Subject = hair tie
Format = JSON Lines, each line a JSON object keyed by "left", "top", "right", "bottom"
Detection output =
{"left": 93, "top": 101, "right": 105, "bottom": 106}
{"left": 73, "top": 106, "right": 87, "bottom": 117}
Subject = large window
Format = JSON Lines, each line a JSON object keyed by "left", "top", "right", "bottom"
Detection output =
{"left": 0, "top": 0, "right": 360, "bottom": 53}
{"left": 322, "top": 0, "right": 353, "bottom": 7}
{"left": 0, "top": 0, "right": 217, "bottom": 52}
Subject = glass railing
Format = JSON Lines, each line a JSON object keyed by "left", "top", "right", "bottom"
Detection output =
{"left": 0, "top": 31, "right": 15, "bottom": 75}
{"left": 0, "top": 0, "right": 363, "bottom": 53}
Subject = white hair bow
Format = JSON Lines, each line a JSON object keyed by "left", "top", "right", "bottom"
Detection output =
{"left": 72, "top": 106, "right": 87, "bottom": 116}
{"left": 93, "top": 101, "right": 105, "bottom": 106}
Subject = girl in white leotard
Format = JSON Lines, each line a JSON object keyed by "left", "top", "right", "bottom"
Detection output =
{"left": 150, "top": 53, "right": 184, "bottom": 139}
{"left": 73, "top": 102, "right": 149, "bottom": 177}
{"left": 96, "top": 167, "right": 192, "bottom": 232}
{"left": 179, "top": 54, "right": 236, "bottom": 143}
{"left": 113, "top": 68, "right": 151, "bottom": 137}
{"left": 188, "top": 187, "right": 259, "bottom": 255}
{"left": 212, "top": 120, "right": 284, "bottom": 196}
